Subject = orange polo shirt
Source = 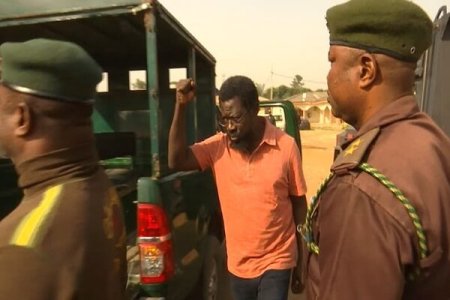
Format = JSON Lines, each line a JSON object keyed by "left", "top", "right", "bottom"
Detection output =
{"left": 191, "top": 120, "right": 306, "bottom": 278}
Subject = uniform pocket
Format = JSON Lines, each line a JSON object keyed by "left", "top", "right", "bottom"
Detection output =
{"left": 415, "top": 246, "right": 444, "bottom": 280}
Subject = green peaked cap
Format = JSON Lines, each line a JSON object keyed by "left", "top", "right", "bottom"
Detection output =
{"left": 0, "top": 38, "right": 103, "bottom": 102}
{"left": 326, "top": 0, "right": 433, "bottom": 62}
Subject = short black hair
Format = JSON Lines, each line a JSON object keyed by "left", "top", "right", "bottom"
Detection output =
{"left": 218, "top": 75, "right": 259, "bottom": 112}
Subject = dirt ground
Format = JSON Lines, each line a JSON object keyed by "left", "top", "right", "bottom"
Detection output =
{"left": 301, "top": 128, "right": 340, "bottom": 201}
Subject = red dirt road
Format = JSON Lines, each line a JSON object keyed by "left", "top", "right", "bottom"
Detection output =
{"left": 301, "top": 128, "right": 339, "bottom": 201}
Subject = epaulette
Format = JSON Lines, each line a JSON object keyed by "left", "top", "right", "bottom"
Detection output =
{"left": 331, "top": 127, "right": 380, "bottom": 173}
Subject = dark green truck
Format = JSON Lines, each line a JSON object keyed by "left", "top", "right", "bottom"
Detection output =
{"left": 415, "top": 5, "right": 450, "bottom": 136}
{"left": 0, "top": 1, "right": 302, "bottom": 299}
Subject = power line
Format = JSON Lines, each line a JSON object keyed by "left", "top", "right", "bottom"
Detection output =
{"left": 272, "top": 72, "right": 292, "bottom": 79}
{"left": 271, "top": 71, "right": 326, "bottom": 85}
{"left": 303, "top": 79, "right": 327, "bottom": 85}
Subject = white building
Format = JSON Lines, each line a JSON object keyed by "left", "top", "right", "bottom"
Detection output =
{"left": 286, "top": 92, "right": 341, "bottom": 125}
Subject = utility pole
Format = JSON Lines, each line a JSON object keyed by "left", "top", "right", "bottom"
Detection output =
{"left": 270, "top": 67, "right": 274, "bottom": 100}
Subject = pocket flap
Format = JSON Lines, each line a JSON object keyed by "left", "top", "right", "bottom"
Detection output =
{"left": 419, "top": 246, "right": 443, "bottom": 269}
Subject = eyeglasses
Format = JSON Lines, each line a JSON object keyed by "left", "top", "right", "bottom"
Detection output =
{"left": 217, "top": 111, "right": 247, "bottom": 128}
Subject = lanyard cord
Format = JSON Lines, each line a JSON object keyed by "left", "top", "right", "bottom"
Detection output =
{"left": 301, "top": 162, "right": 428, "bottom": 280}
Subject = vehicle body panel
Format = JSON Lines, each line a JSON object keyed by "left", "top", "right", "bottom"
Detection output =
{"left": 416, "top": 5, "right": 450, "bottom": 136}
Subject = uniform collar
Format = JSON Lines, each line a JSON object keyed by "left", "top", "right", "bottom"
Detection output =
{"left": 338, "top": 95, "right": 420, "bottom": 154}
{"left": 16, "top": 143, "right": 99, "bottom": 196}
{"left": 358, "top": 95, "right": 420, "bottom": 136}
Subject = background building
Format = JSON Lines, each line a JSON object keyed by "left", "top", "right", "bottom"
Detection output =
{"left": 286, "top": 91, "right": 341, "bottom": 127}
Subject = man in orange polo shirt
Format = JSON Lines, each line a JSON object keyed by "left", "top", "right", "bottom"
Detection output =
{"left": 169, "top": 75, "right": 307, "bottom": 300}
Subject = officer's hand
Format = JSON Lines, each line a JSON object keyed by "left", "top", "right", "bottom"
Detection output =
{"left": 291, "top": 265, "right": 304, "bottom": 294}
{"left": 176, "top": 78, "right": 195, "bottom": 105}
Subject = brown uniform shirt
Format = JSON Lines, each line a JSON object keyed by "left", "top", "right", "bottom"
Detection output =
{"left": 304, "top": 96, "right": 450, "bottom": 299}
{"left": 0, "top": 144, "right": 127, "bottom": 300}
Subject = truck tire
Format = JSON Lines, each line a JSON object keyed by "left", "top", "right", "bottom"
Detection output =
{"left": 201, "top": 236, "right": 222, "bottom": 300}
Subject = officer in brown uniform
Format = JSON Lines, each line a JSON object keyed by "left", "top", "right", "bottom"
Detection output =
{"left": 302, "top": 0, "right": 450, "bottom": 299}
{"left": 0, "top": 39, "right": 126, "bottom": 299}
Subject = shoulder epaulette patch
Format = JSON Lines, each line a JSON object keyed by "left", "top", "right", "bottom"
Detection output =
{"left": 332, "top": 127, "right": 380, "bottom": 172}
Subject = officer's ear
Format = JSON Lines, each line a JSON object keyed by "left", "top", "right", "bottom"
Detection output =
{"left": 358, "top": 53, "right": 378, "bottom": 89}
{"left": 13, "top": 102, "right": 32, "bottom": 137}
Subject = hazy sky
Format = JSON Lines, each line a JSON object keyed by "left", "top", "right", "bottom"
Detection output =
{"left": 159, "top": 0, "right": 445, "bottom": 90}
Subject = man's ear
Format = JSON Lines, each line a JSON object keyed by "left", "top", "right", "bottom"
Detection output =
{"left": 358, "top": 53, "right": 378, "bottom": 89}
{"left": 13, "top": 102, "right": 32, "bottom": 137}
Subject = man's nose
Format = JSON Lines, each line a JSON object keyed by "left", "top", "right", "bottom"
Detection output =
{"left": 225, "top": 121, "right": 237, "bottom": 131}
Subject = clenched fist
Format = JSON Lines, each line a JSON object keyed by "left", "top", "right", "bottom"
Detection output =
{"left": 176, "top": 78, "right": 195, "bottom": 105}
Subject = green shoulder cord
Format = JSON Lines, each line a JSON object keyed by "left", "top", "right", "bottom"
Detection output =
{"left": 301, "top": 162, "right": 428, "bottom": 281}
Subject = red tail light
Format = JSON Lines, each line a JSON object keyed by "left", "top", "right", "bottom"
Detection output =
{"left": 138, "top": 204, "right": 170, "bottom": 237}
{"left": 137, "top": 203, "right": 174, "bottom": 284}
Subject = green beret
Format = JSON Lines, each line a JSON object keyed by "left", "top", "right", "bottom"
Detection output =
{"left": 0, "top": 38, "right": 103, "bottom": 103}
{"left": 326, "top": 0, "right": 433, "bottom": 62}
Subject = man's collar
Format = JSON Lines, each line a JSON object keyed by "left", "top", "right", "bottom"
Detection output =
{"left": 358, "top": 95, "right": 419, "bottom": 136}
{"left": 17, "top": 143, "right": 99, "bottom": 196}
{"left": 261, "top": 118, "right": 278, "bottom": 147}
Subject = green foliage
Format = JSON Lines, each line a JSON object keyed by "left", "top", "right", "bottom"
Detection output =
{"left": 255, "top": 83, "right": 265, "bottom": 96}
{"left": 291, "top": 74, "right": 304, "bottom": 89}
{"left": 262, "top": 85, "right": 312, "bottom": 100}
{"left": 132, "top": 78, "right": 146, "bottom": 90}
{"left": 262, "top": 74, "right": 313, "bottom": 100}
{"left": 290, "top": 74, "right": 306, "bottom": 95}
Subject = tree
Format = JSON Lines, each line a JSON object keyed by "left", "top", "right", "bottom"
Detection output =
{"left": 263, "top": 87, "right": 273, "bottom": 99}
{"left": 262, "top": 85, "right": 292, "bottom": 100}
{"left": 261, "top": 74, "right": 313, "bottom": 100}
{"left": 291, "top": 74, "right": 304, "bottom": 89}
{"left": 132, "top": 78, "right": 146, "bottom": 90}
{"left": 277, "top": 85, "right": 291, "bottom": 99}
{"left": 299, "top": 87, "right": 312, "bottom": 94}
{"left": 255, "top": 83, "right": 265, "bottom": 96}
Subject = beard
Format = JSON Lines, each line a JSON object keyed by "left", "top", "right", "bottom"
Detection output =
{"left": 227, "top": 132, "right": 251, "bottom": 153}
